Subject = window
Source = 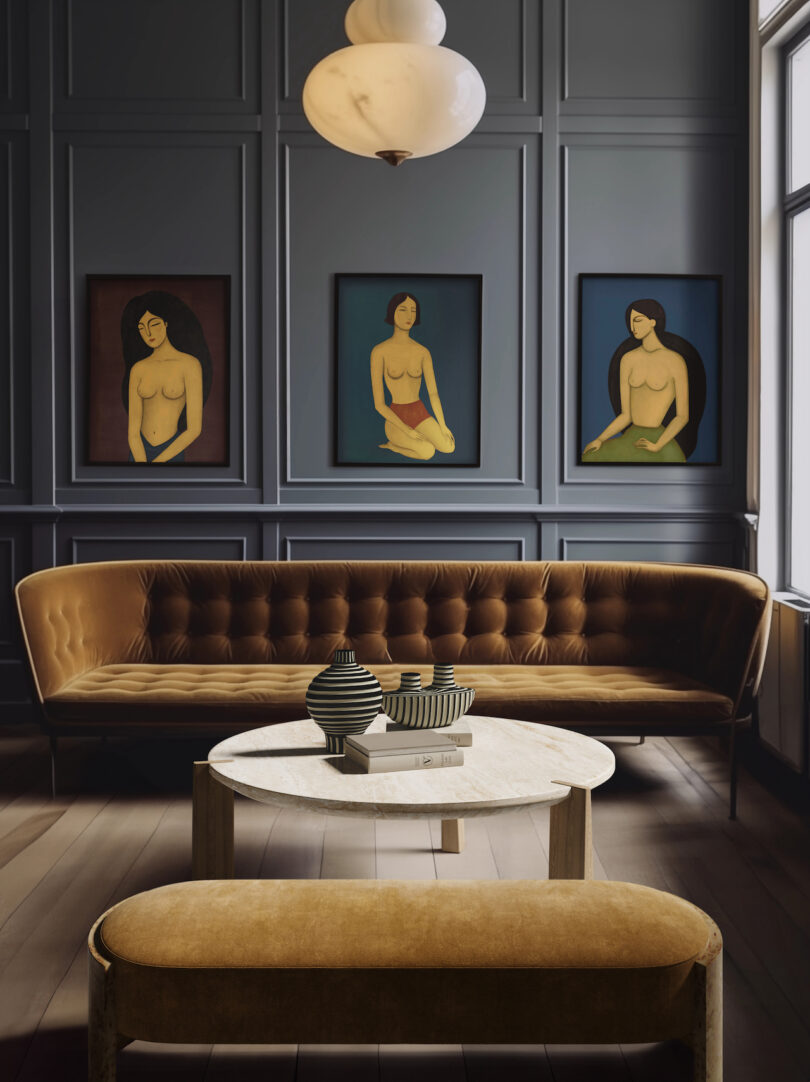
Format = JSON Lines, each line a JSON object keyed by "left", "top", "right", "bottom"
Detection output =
{"left": 785, "top": 25, "right": 810, "bottom": 591}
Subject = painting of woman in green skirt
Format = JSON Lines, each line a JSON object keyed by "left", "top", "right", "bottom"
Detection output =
{"left": 581, "top": 297, "right": 706, "bottom": 463}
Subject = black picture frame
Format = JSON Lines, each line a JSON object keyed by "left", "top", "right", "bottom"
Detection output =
{"left": 86, "top": 274, "right": 230, "bottom": 466}
{"left": 334, "top": 273, "right": 482, "bottom": 467}
{"left": 577, "top": 273, "right": 722, "bottom": 466}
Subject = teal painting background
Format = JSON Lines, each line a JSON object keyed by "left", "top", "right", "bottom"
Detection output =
{"left": 335, "top": 275, "right": 481, "bottom": 465}
{"left": 579, "top": 275, "right": 721, "bottom": 465}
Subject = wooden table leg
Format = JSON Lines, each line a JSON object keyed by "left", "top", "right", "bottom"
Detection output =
{"left": 548, "top": 785, "right": 592, "bottom": 879}
{"left": 441, "top": 818, "right": 465, "bottom": 853}
{"left": 192, "top": 762, "right": 234, "bottom": 879}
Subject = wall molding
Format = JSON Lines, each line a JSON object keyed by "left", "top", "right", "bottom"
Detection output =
{"left": 0, "top": 137, "right": 14, "bottom": 485}
{"left": 0, "top": 536, "right": 14, "bottom": 644}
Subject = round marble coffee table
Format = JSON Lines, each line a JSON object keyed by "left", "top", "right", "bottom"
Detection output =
{"left": 191, "top": 715, "right": 615, "bottom": 879}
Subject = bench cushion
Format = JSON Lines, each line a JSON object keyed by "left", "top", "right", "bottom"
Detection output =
{"left": 96, "top": 879, "right": 713, "bottom": 1045}
{"left": 49, "top": 663, "right": 733, "bottom": 729}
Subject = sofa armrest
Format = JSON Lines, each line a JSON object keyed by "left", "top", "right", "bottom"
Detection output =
{"left": 15, "top": 563, "right": 152, "bottom": 701}
{"left": 695, "top": 575, "right": 771, "bottom": 719}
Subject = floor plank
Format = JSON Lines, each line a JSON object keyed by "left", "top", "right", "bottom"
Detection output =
{"left": 375, "top": 818, "right": 436, "bottom": 879}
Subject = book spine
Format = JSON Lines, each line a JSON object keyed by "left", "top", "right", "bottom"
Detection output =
{"left": 347, "top": 749, "right": 464, "bottom": 773}
{"left": 441, "top": 731, "right": 473, "bottom": 747}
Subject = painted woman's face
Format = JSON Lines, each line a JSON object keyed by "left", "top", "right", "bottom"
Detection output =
{"left": 138, "top": 311, "right": 168, "bottom": 349}
{"left": 629, "top": 309, "right": 656, "bottom": 339}
{"left": 393, "top": 297, "right": 417, "bottom": 332}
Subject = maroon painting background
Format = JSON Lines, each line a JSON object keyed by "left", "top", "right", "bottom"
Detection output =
{"left": 87, "top": 275, "right": 229, "bottom": 465}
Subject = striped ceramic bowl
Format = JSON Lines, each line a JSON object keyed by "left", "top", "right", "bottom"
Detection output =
{"left": 382, "top": 665, "right": 475, "bottom": 729}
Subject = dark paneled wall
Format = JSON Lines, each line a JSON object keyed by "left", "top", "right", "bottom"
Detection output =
{"left": 0, "top": 0, "right": 749, "bottom": 715}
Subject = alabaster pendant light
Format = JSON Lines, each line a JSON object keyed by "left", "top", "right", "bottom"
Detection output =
{"left": 302, "top": 0, "right": 486, "bottom": 166}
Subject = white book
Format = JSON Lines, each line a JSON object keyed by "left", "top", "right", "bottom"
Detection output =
{"left": 386, "top": 718, "right": 473, "bottom": 747}
{"left": 345, "top": 745, "right": 464, "bottom": 773}
{"left": 346, "top": 731, "right": 456, "bottom": 757}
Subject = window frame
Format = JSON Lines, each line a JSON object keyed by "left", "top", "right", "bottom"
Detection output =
{"left": 783, "top": 19, "right": 810, "bottom": 592}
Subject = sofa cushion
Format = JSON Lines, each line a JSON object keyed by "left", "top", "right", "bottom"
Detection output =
{"left": 47, "top": 662, "right": 733, "bottom": 729}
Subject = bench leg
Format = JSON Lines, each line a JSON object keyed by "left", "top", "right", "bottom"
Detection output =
{"left": 441, "top": 818, "right": 465, "bottom": 853}
{"left": 690, "top": 944, "right": 723, "bottom": 1081}
{"left": 192, "top": 762, "right": 234, "bottom": 879}
{"left": 89, "top": 933, "right": 118, "bottom": 1082}
{"left": 548, "top": 785, "right": 592, "bottom": 879}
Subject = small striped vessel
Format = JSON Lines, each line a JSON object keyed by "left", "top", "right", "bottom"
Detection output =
{"left": 382, "top": 665, "right": 475, "bottom": 730}
{"left": 306, "top": 649, "right": 383, "bottom": 753}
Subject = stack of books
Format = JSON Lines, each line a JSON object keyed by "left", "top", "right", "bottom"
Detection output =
{"left": 344, "top": 730, "right": 464, "bottom": 773}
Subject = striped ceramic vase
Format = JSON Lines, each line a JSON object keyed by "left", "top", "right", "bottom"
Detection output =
{"left": 305, "top": 649, "right": 382, "bottom": 753}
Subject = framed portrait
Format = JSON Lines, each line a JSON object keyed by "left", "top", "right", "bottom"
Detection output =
{"left": 578, "top": 274, "right": 721, "bottom": 466}
{"left": 86, "top": 275, "right": 230, "bottom": 466}
{"left": 334, "top": 273, "right": 482, "bottom": 466}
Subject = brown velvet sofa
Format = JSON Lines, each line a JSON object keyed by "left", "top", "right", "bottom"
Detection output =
{"left": 15, "top": 559, "right": 771, "bottom": 814}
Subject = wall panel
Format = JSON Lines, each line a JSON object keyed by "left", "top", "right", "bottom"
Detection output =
{"left": 282, "top": 525, "right": 530, "bottom": 562}
{"left": 0, "top": 0, "right": 28, "bottom": 113}
{"left": 53, "top": 133, "right": 260, "bottom": 494}
{"left": 563, "top": 0, "right": 738, "bottom": 114}
{"left": 63, "top": 524, "right": 259, "bottom": 565}
{"left": 542, "top": 518, "right": 742, "bottom": 567}
{"left": 0, "top": 132, "right": 30, "bottom": 496}
{"left": 55, "top": 0, "right": 259, "bottom": 113}
{"left": 283, "top": 135, "right": 538, "bottom": 489}
{"left": 560, "top": 137, "right": 744, "bottom": 503}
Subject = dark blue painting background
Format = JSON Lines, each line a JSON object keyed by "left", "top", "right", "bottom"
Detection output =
{"left": 335, "top": 275, "right": 481, "bottom": 465}
{"left": 579, "top": 275, "right": 721, "bottom": 465}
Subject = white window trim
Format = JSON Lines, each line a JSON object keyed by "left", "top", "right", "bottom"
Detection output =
{"left": 752, "top": 0, "right": 810, "bottom": 590}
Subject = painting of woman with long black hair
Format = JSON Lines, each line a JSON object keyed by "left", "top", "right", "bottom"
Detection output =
{"left": 578, "top": 275, "right": 720, "bottom": 466}
{"left": 86, "top": 276, "right": 229, "bottom": 466}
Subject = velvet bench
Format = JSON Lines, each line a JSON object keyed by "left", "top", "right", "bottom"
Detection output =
{"left": 88, "top": 878, "right": 722, "bottom": 1082}
{"left": 15, "top": 559, "right": 771, "bottom": 815}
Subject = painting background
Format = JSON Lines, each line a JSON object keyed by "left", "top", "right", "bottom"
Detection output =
{"left": 335, "top": 274, "right": 482, "bottom": 466}
{"left": 87, "top": 275, "right": 229, "bottom": 465}
{"left": 579, "top": 274, "right": 721, "bottom": 465}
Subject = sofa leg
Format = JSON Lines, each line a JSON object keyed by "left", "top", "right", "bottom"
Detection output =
{"left": 88, "top": 921, "right": 118, "bottom": 1082}
{"left": 49, "top": 735, "right": 58, "bottom": 799}
{"left": 689, "top": 931, "right": 723, "bottom": 1081}
{"left": 728, "top": 726, "right": 738, "bottom": 821}
{"left": 637, "top": 735, "right": 646, "bottom": 746}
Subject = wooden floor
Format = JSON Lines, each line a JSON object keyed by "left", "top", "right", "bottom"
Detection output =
{"left": 0, "top": 727, "right": 808, "bottom": 1082}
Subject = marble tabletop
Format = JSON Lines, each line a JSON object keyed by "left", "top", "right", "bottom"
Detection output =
{"left": 207, "top": 716, "right": 616, "bottom": 820}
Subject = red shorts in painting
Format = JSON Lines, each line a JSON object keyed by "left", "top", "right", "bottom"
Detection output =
{"left": 390, "top": 400, "right": 431, "bottom": 428}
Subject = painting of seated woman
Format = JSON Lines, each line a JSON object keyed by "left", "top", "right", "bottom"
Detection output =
{"left": 578, "top": 275, "right": 720, "bottom": 466}
{"left": 335, "top": 273, "right": 482, "bottom": 467}
{"left": 86, "top": 276, "right": 229, "bottom": 466}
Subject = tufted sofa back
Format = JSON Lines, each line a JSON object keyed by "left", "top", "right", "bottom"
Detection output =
{"left": 16, "top": 559, "right": 770, "bottom": 705}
